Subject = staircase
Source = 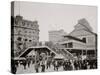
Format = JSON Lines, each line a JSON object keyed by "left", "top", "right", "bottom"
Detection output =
{"left": 60, "top": 49, "right": 74, "bottom": 60}
{"left": 46, "top": 44, "right": 74, "bottom": 60}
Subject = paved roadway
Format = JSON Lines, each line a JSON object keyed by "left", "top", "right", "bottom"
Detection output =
{"left": 16, "top": 63, "right": 64, "bottom": 74}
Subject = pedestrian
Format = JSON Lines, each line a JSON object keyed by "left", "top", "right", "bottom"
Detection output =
{"left": 55, "top": 61, "right": 59, "bottom": 71}
{"left": 41, "top": 61, "right": 45, "bottom": 72}
{"left": 46, "top": 59, "right": 51, "bottom": 69}
{"left": 23, "top": 60, "right": 27, "bottom": 69}
{"left": 27, "top": 59, "right": 31, "bottom": 68}
{"left": 11, "top": 60, "right": 17, "bottom": 74}
{"left": 35, "top": 61, "right": 39, "bottom": 73}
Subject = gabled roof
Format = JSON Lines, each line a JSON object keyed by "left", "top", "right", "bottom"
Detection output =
{"left": 64, "top": 35, "right": 85, "bottom": 43}
{"left": 78, "top": 18, "right": 93, "bottom": 32}
{"left": 69, "top": 18, "right": 96, "bottom": 37}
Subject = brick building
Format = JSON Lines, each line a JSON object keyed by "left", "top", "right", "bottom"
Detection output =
{"left": 12, "top": 15, "right": 39, "bottom": 56}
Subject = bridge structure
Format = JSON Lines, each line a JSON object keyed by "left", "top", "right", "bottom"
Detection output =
{"left": 18, "top": 45, "right": 75, "bottom": 60}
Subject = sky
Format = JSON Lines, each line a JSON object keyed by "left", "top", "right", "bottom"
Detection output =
{"left": 14, "top": 1, "right": 97, "bottom": 41}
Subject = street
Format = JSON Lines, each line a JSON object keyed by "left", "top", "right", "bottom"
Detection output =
{"left": 16, "top": 63, "right": 63, "bottom": 74}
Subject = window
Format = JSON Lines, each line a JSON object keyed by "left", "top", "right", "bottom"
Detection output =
{"left": 33, "top": 30, "right": 36, "bottom": 33}
{"left": 31, "top": 24, "right": 33, "bottom": 27}
{"left": 29, "top": 31, "right": 31, "bottom": 33}
{"left": 22, "top": 22, "right": 25, "bottom": 26}
{"left": 29, "top": 40, "right": 32, "bottom": 42}
{"left": 18, "top": 30, "right": 21, "bottom": 34}
{"left": 15, "top": 19, "right": 18, "bottom": 25}
{"left": 68, "top": 42, "right": 73, "bottom": 48}
{"left": 17, "top": 37, "right": 22, "bottom": 41}
{"left": 37, "top": 36, "right": 39, "bottom": 40}
{"left": 82, "top": 37, "right": 86, "bottom": 43}
{"left": 33, "top": 31, "right": 34, "bottom": 33}
{"left": 25, "top": 31, "right": 27, "bottom": 33}
{"left": 83, "top": 50, "right": 86, "bottom": 55}
{"left": 24, "top": 22, "right": 27, "bottom": 26}
{"left": 27, "top": 23, "right": 29, "bottom": 26}
{"left": 24, "top": 39, "right": 27, "bottom": 41}
{"left": 62, "top": 43, "right": 67, "bottom": 48}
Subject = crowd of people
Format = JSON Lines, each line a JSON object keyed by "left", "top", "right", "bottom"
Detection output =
{"left": 12, "top": 51, "right": 97, "bottom": 74}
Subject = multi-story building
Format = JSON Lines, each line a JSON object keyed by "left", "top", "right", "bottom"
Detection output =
{"left": 12, "top": 15, "right": 39, "bottom": 56}
{"left": 49, "top": 29, "right": 67, "bottom": 43}
{"left": 59, "top": 18, "right": 97, "bottom": 59}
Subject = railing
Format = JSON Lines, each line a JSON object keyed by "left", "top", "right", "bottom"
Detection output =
{"left": 60, "top": 49, "right": 74, "bottom": 60}
{"left": 46, "top": 44, "right": 74, "bottom": 60}
{"left": 17, "top": 43, "right": 74, "bottom": 60}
